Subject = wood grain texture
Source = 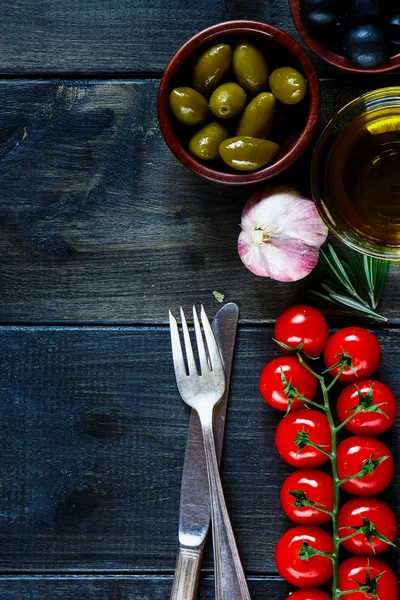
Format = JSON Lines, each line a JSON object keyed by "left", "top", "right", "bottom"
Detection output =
{"left": 0, "top": 325, "right": 398, "bottom": 574}
{"left": 0, "top": 76, "right": 399, "bottom": 325}
{"left": 0, "top": 0, "right": 320, "bottom": 74}
{"left": 0, "top": 576, "right": 290, "bottom": 598}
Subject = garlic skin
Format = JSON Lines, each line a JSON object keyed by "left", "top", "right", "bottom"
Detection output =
{"left": 238, "top": 185, "right": 328, "bottom": 282}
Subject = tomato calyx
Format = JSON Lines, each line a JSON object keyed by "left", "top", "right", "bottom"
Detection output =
{"left": 279, "top": 367, "right": 321, "bottom": 414}
{"left": 274, "top": 337, "right": 319, "bottom": 361}
{"left": 339, "top": 517, "right": 396, "bottom": 553}
{"left": 295, "top": 428, "right": 331, "bottom": 458}
{"left": 348, "top": 386, "right": 389, "bottom": 418}
{"left": 347, "top": 560, "right": 386, "bottom": 600}
{"left": 337, "top": 386, "right": 389, "bottom": 433}
{"left": 289, "top": 489, "right": 333, "bottom": 517}
{"left": 298, "top": 541, "right": 333, "bottom": 562}
{"left": 280, "top": 368, "right": 307, "bottom": 414}
{"left": 323, "top": 348, "right": 355, "bottom": 377}
{"left": 339, "top": 453, "right": 390, "bottom": 485}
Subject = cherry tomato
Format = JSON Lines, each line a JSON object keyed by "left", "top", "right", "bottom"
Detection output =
{"left": 323, "top": 327, "right": 381, "bottom": 382}
{"left": 275, "top": 526, "right": 333, "bottom": 587}
{"left": 337, "top": 380, "right": 397, "bottom": 435}
{"left": 260, "top": 356, "right": 317, "bottom": 412}
{"left": 284, "top": 591, "right": 331, "bottom": 600}
{"left": 274, "top": 305, "right": 329, "bottom": 358}
{"left": 338, "top": 498, "right": 397, "bottom": 555}
{"left": 275, "top": 409, "right": 332, "bottom": 467}
{"left": 337, "top": 436, "right": 394, "bottom": 496}
{"left": 338, "top": 557, "right": 398, "bottom": 600}
{"left": 280, "top": 469, "right": 334, "bottom": 525}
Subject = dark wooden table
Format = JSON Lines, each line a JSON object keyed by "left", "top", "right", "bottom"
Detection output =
{"left": 0, "top": 1, "right": 399, "bottom": 598}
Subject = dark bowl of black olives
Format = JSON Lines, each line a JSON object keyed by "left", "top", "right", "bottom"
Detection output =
{"left": 158, "top": 20, "right": 320, "bottom": 185}
{"left": 290, "top": 0, "right": 400, "bottom": 73}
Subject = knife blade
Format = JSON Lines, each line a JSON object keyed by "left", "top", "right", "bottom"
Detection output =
{"left": 170, "top": 302, "right": 239, "bottom": 600}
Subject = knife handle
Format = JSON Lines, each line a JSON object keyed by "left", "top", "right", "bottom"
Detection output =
{"left": 201, "top": 416, "right": 251, "bottom": 600}
{"left": 170, "top": 547, "right": 202, "bottom": 600}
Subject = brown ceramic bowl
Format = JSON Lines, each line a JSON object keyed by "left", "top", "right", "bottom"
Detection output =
{"left": 290, "top": 0, "right": 400, "bottom": 74}
{"left": 157, "top": 20, "right": 320, "bottom": 185}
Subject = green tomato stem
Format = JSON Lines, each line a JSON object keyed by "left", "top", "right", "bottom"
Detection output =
{"left": 326, "top": 369, "right": 348, "bottom": 393}
{"left": 338, "top": 587, "right": 375, "bottom": 597}
{"left": 338, "top": 531, "right": 362, "bottom": 544}
{"left": 297, "top": 395, "right": 327, "bottom": 412}
{"left": 306, "top": 440, "right": 332, "bottom": 459}
{"left": 321, "top": 377, "right": 341, "bottom": 600}
{"left": 335, "top": 405, "right": 363, "bottom": 432}
{"left": 316, "top": 507, "right": 335, "bottom": 518}
{"left": 335, "top": 414, "right": 356, "bottom": 433}
{"left": 296, "top": 353, "right": 323, "bottom": 381}
{"left": 294, "top": 352, "right": 373, "bottom": 599}
{"left": 296, "top": 353, "right": 341, "bottom": 598}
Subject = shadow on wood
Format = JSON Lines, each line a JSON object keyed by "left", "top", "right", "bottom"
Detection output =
{"left": 0, "top": 325, "right": 398, "bottom": 573}
{"left": 0, "top": 78, "right": 398, "bottom": 324}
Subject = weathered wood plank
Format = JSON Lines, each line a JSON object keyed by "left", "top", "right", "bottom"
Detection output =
{"left": 0, "top": 575, "right": 290, "bottom": 599}
{"left": 0, "top": 77, "right": 398, "bottom": 325}
{"left": 0, "top": 325, "right": 398, "bottom": 573}
{"left": 0, "top": 77, "right": 399, "bottom": 323}
{"left": 0, "top": 0, "right": 327, "bottom": 74}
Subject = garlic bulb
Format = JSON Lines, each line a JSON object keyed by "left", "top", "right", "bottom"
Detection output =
{"left": 238, "top": 185, "right": 328, "bottom": 282}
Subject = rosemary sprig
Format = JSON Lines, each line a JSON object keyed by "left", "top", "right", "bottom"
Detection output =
{"left": 309, "top": 244, "right": 389, "bottom": 321}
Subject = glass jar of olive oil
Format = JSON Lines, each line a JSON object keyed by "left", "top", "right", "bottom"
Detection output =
{"left": 312, "top": 87, "right": 400, "bottom": 260}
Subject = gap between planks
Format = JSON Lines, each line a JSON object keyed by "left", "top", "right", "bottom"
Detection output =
{"left": 0, "top": 322, "right": 399, "bottom": 330}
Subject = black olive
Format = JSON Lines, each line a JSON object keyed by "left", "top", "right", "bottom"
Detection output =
{"left": 300, "top": 0, "right": 341, "bottom": 31}
{"left": 344, "top": 25, "right": 390, "bottom": 67}
{"left": 303, "top": 8, "right": 338, "bottom": 29}
{"left": 389, "top": 13, "right": 400, "bottom": 48}
{"left": 348, "top": 0, "right": 388, "bottom": 25}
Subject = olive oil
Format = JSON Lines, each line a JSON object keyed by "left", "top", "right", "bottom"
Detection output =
{"left": 325, "top": 106, "right": 400, "bottom": 246}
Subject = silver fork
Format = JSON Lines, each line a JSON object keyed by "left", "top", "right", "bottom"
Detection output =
{"left": 169, "top": 305, "right": 251, "bottom": 600}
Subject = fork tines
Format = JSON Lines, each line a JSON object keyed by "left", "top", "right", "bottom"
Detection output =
{"left": 169, "top": 306, "right": 222, "bottom": 376}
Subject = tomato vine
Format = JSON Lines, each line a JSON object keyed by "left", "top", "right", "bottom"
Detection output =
{"left": 265, "top": 306, "right": 398, "bottom": 600}
{"left": 294, "top": 351, "right": 395, "bottom": 599}
{"left": 296, "top": 353, "right": 346, "bottom": 600}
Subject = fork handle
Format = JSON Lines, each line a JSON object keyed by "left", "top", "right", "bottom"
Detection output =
{"left": 201, "top": 414, "right": 251, "bottom": 600}
{"left": 170, "top": 547, "right": 202, "bottom": 600}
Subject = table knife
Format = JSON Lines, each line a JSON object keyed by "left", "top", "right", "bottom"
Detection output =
{"left": 170, "top": 302, "right": 239, "bottom": 600}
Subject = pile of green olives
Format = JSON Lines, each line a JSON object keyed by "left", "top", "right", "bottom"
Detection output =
{"left": 169, "top": 40, "right": 307, "bottom": 172}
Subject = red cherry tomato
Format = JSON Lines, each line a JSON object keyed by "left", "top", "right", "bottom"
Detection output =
{"left": 284, "top": 591, "right": 331, "bottom": 600}
{"left": 338, "top": 498, "right": 397, "bottom": 555}
{"left": 339, "top": 557, "right": 398, "bottom": 600}
{"left": 275, "top": 526, "right": 333, "bottom": 587}
{"left": 323, "top": 327, "right": 381, "bottom": 382}
{"left": 280, "top": 469, "right": 334, "bottom": 525}
{"left": 337, "top": 436, "right": 394, "bottom": 496}
{"left": 260, "top": 356, "right": 317, "bottom": 412}
{"left": 276, "top": 409, "right": 332, "bottom": 468}
{"left": 337, "top": 380, "right": 397, "bottom": 435}
{"left": 274, "top": 305, "right": 329, "bottom": 358}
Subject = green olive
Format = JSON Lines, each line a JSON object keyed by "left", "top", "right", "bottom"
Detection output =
{"left": 232, "top": 41, "right": 269, "bottom": 94}
{"left": 193, "top": 43, "right": 232, "bottom": 94}
{"left": 169, "top": 87, "right": 209, "bottom": 126}
{"left": 209, "top": 83, "right": 247, "bottom": 120}
{"left": 219, "top": 136, "right": 279, "bottom": 171}
{"left": 236, "top": 92, "right": 276, "bottom": 138}
{"left": 189, "top": 122, "right": 230, "bottom": 161}
{"left": 269, "top": 67, "right": 307, "bottom": 105}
